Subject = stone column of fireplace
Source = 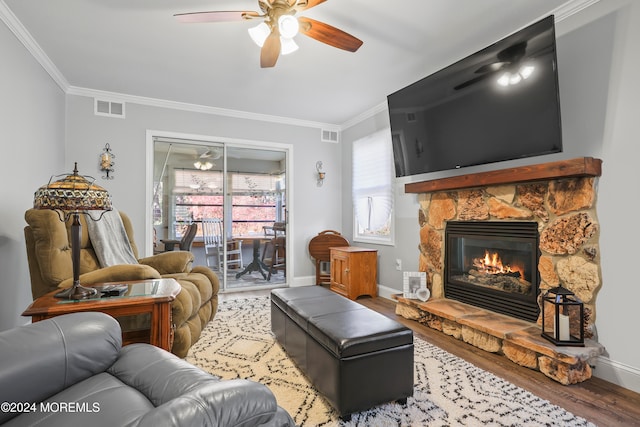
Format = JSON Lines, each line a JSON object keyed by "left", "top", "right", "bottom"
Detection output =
{"left": 417, "top": 176, "right": 601, "bottom": 339}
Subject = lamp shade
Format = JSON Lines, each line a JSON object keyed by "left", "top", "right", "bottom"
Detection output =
{"left": 34, "top": 163, "right": 112, "bottom": 212}
{"left": 33, "top": 163, "right": 112, "bottom": 300}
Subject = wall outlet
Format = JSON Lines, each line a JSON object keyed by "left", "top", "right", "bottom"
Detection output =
{"left": 395, "top": 259, "right": 402, "bottom": 270}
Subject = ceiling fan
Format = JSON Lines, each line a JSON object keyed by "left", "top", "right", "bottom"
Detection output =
{"left": 174, "top": 0, "right": 363, "bottom": 68}
{"left": 454, "top": 42, "right": 536, "bottom": 90}
{"left": 198, "top": 148, "right": 222, "bottom": 160}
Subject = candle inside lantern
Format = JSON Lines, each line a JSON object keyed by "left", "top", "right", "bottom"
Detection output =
{"left": 557, "top": 313, "right": 570, "bottom": 341}
{"left": 101, "top": 153, "right": 111, "bottom": 169}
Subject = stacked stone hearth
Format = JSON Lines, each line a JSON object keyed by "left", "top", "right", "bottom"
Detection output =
{"left": 395, "top": 167, "right": 606, "bottom": 385}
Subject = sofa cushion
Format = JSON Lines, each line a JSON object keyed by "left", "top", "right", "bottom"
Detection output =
{"left": 58, "top": 264, "right": 161, "bottom": 289}
{"left": 1, "top": 373, "right": 155, "bottom": 427}
{"left": 0, "top": 313, "right": 122, "bottom": 424}
{"left": 25, "top": 209, "right": 74, "bottom": 287}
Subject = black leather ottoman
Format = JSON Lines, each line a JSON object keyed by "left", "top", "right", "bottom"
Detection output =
{"left": 271, "top": 286, "right": 413, "bottom": 418}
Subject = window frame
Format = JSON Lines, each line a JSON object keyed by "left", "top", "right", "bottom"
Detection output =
{"left": 352, "top": 128, "right": 395, "bottom": 246}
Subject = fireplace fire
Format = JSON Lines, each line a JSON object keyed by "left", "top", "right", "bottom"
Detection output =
{"left": 473, "top": 250, "right": 523, "bottom": 277}
{"left": 445, "top": 221, "right": 540, "bottom": 322}
{"left": 455, "top": 249, "right": 531, "bottom": 294}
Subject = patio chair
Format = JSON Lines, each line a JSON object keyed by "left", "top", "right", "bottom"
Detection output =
{"left": 160, "top": 222, "right": 198, "bottom": 252}
{"left": 202, "top": 218, "right": 243, "bottom": 271}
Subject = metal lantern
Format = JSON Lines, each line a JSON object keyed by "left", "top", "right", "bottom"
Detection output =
{"left": 541, "top": 285, "right": 584, "bottom": 346}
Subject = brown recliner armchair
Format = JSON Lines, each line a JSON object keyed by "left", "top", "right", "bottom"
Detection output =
{"left": 23, "top": 209, "right": 219, "bottom": 358}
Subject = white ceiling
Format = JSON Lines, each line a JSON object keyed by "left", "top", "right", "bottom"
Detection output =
{"left": 2, "top": 0, "right": 593, "bottom": 127}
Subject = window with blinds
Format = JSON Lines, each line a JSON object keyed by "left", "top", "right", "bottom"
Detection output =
{"left": 167, "top": 169, "right": 285, "bottom": 237}
{"left": 352, "top": 128, "right": 394, "bottom": 245}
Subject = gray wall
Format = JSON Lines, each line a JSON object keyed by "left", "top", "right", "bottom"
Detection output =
{"left": 63, "top": 97, "right": 343, "bottom": 281}
{"left": 0, "top": 20, "right": 65, "bottom": 330}
{"left": 341, "top": 1, "right": 640, "bottom": 391}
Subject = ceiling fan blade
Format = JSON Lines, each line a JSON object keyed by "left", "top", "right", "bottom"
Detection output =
{"left": 261, "top": 32, "right": 281, "bottom": 68}
{"left": 298, "top": 17, "right": 363, "bottom": 52}
{"left": 454, "top": 73, "right": 492, "bottom": 91}
{"left": 174, "top": 11, "right": 259, "bottom": 23}
{"left": 294, "top": 0, "right": 327, "bottom": 12}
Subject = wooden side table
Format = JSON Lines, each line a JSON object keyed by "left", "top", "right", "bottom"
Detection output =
{"left": 22, "top": 278, "right": 181, "bottom": 352}
{"left": 330, "top": 246, "right": 377, "bottom": 300}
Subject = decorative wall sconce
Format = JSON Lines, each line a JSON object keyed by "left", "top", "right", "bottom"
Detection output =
{"left": 541, "top": 285, "right": 584, "bottom": 346}
{"left": 100, "top": 143, "right": 115, "bottom": 179}
{"left": 316, "top": 161, "right": 326, "bottom": 187}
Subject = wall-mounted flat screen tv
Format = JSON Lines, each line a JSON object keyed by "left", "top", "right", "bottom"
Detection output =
{"left": 387, "top": 15, "right": 562, "bottom": 177}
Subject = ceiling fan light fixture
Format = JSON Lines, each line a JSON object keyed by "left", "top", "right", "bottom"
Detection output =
{"left": 177, "top": 1, "right": 363, "bottom": 67}
{"left": 194, "top": 160, "right": 214, "bottom": 170}
{"left": 278, "top": 15, "right": 299, "bottom": 39}
{"left": 280, "top": 37, "right": 299, "bottom": 55}
{"left": 520, "top": 65, "right": 535, "bottom": 79}
{"left": 497, "top": 73, "right": 510, "bottom": 87}
{"left": 248, "top": 22, "right": 270, "bottom": 47}
{"left": 509, "top": 73, "right": 522, "bottom": 85}
{"left": 497, "top": 65, "right": 534, "bottom": 87}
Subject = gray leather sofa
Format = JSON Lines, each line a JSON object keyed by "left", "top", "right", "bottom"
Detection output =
{"left": 0, "top": 312, "right": 294, "bottom": 427}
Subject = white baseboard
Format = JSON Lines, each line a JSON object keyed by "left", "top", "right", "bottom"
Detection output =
{"left": 378, "top": 284, "right": 399, "bottom": 300}
{"left": 592, "top": 356, "right": 640, "bottom": 394}
{"left": 290, "top": 275, "right": 315, "bottom": 287}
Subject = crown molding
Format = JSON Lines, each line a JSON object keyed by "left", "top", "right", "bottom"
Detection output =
{"left": 2, "top": 0, "right": 600, "bottom": 134}
{"left": 0, "top": 1, "right": 69, "bottom": 91}
{"left": 1, "top": 1, "right": 339, "bottom": 132}
{"left": 338, "top": 0, "right": 601, "bottom": 130}
{"left": 66, "top": 86, "right": 340, "bottom": 131}
{"left": 340, "top": 101, "right": 388, "bottom": 130}
{"left": 552, "top": 0, "right": 601, "bottom": 21}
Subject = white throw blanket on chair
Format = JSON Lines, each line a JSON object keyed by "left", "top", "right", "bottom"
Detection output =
{"left": 87, "top": 208, "right": 139, "bottom": 267}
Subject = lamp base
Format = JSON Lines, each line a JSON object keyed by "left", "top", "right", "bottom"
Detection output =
{"left": 55, "top": 282, "right": 98, "bottom": 300}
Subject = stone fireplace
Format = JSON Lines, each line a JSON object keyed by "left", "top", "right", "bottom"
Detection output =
{"left": 394, "top": 157, "right": 605, "bottom": 384}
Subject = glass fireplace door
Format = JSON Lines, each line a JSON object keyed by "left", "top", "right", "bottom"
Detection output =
{"left": 445, "top": 221, "right": 540, "bottom": 322}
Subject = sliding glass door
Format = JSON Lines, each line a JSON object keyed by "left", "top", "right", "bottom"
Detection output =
{"left": 152, "top": 138, "right": 288, "bottom": 291}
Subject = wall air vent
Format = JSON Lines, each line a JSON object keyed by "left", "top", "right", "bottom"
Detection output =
{"left": 94, "top": 99, "right": 126, "bottom": 118}
{"left": 406, "top": 112, "right": 416, "bottom": 123}
{"left": 321, "top": 129, "right": 339, "bottom": 143}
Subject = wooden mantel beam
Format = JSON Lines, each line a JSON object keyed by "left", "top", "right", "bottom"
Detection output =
{"left": 404, "top": 157, "right": 602, "bottom": 194}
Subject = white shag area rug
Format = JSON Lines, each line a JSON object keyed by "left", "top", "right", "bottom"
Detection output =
{"left": 186, "top": 296, "right": 596, "bottom": 427}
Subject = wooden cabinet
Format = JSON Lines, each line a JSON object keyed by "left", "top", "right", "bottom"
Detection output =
{"left": 330, "top": 246, "right": 377, "bottom": 300}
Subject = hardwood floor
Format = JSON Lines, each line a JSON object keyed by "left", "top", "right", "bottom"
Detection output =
{"left": 219, "top": 288, "right": 640, "bottom": 426}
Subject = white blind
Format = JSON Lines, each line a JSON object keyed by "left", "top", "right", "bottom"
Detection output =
{"left": 173, "top": 170, "right": 283, "bottom": 195}
{"left": 173, "top": 169, "right": 223, "bottom": 195}
{"left": 231, "top": 173, "right": 280, "bottom": 192}
{"left": 352, "top": 128, "right": 393, "bottom": 233}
